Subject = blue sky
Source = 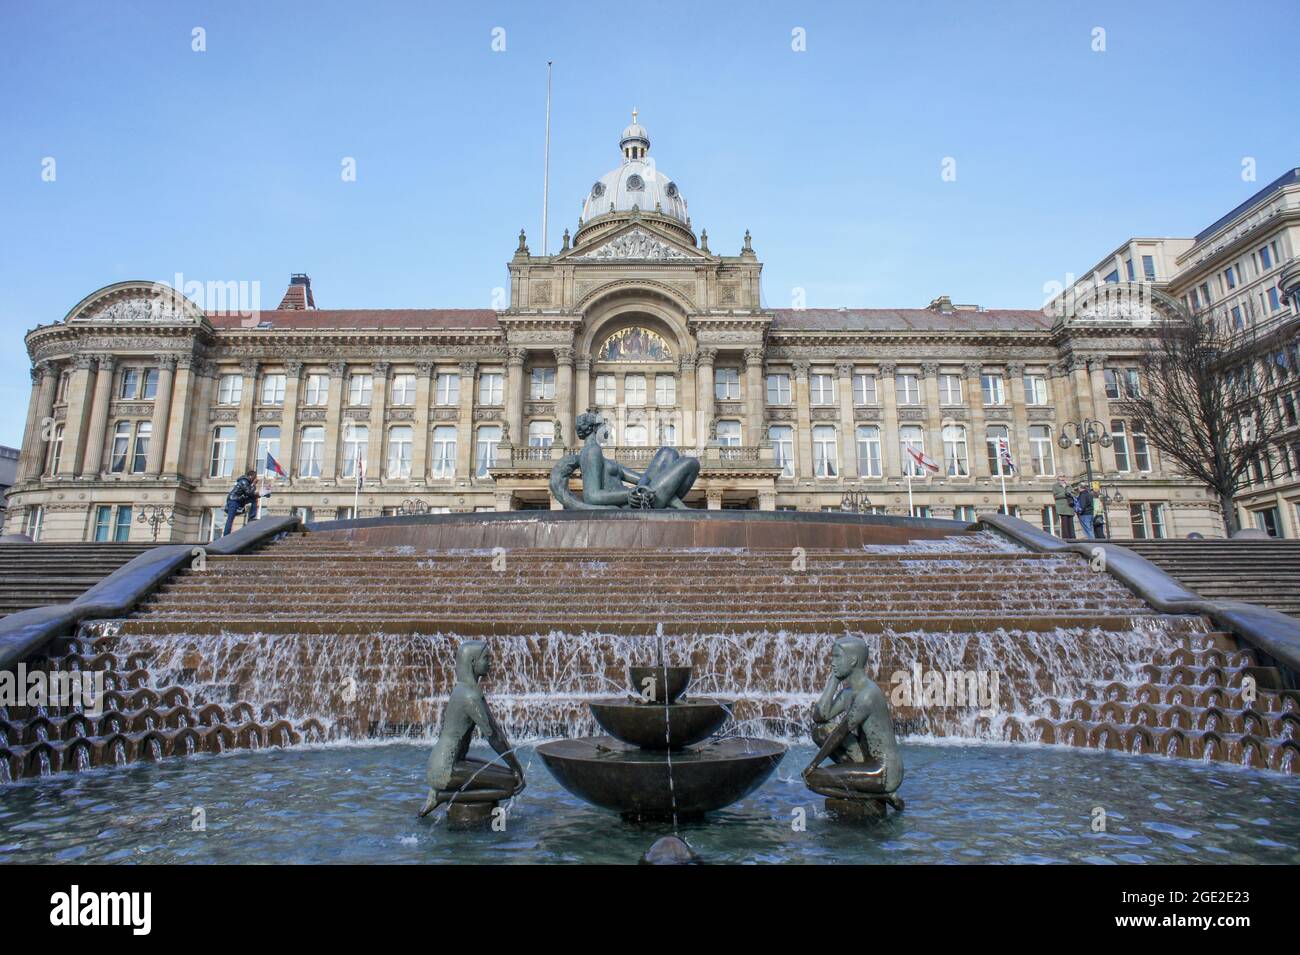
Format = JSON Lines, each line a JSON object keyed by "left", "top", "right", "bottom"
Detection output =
{"left": 1, "top": 0, "right": 1296, "bottom": 445}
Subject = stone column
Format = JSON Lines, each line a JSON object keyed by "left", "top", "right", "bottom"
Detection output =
{"left": 1087, "top": 355, "right": 1111, "bottom": 443}
{"left": 319, "top": 361, "right": 346, "bottom": 481}
{"left": 186, "top": 361, "right": 216, "bottom": 478}
{"left": 78, "top": 354, "right": 115, "bottom": 477}
{"left": 745, "top": 348, "right": 765, "bottom": 446}
{"left": 921, "top": 362, "right": 943, "bottom": 476}
{"left": 18, "top": 362, "right": 56, "bottom": 482}
{"left": 278, "top": 360, "right": 302, "bottom": 477}
{"left": 367, "top": 361, "right": 390, "bottom": 480}
{"left": 161, "top": 356, "right": 196, "bottom": 477}
{"left": 964, "top": 362, "right": 989, "bottom": 478}
{"left": 554, "top": 347, "right": 574, "bottom": 448}
{"left": 456, "top": 360, "right": 477, "bottom": 478}
{"left": 146, "top": 355, "right": 177, "bottom": 476}
{"left": 836, "top": 361, "right": 857, "bottom": 478}
{"left": 1048, "top": 361, "right": 1075, "bottom": 475}
{"left": 235, "top": 358, "right": 259, "bottom": 473}
{"left": 1070, "top": 355, "right": 1097, "bottom": 425}
{"left": 573, "top": 353, "right": 591, "bottom": 422}
{"left": 505, "top": 347, "right": 526, "bottom": 445}
{"left": 411, "top": 361, "right": 433, "bottom": 482}
{"left": 792, "top": 359, "right": 812, "bottom": 477}
{"left": 1005, "top": 362, "right": 1031, "bottom": 478}
{"left": 879, "top": 362, "right": 900, "bottom": 476}
{"left": 679, "top": 353, "right": 697, "bottom": 448}
{"left": 696, "top": 347, "right": 717, "bottom": 446}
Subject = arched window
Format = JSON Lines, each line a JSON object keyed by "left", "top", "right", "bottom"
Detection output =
{"left": 387, "top": 426, "right": 413, "bottom": 478}
{"left": 596, "top": 326, "right": 674, "bottom": 362}
{"left": 943, "top": 424, "right": 968, "bottom": 476}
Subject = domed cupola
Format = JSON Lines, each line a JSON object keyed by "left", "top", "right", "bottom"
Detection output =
{"left": 575, "top": 110, "right": 695, "bottom": 249}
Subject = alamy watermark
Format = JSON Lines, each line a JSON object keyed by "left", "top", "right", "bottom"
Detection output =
{"left": 0, "top": 664, "right": 105, "bottom": 717}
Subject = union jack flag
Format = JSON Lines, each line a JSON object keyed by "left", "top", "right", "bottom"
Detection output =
{"left": 997, "top": 437, "right": 1016, "bottom": 474}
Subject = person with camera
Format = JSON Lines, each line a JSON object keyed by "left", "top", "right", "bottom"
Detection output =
{"left": 221, "top": 469, "right": 262, "bottom": 537}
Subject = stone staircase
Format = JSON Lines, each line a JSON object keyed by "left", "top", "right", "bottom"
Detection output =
{"left": 3, "top": 529, "right": 1296, "bottom": 781}
{"left": 0, "top": 542, "right": 156, "bottom": 617}
{"left": 1121, "top": 538, "right": 1300, "bottom": 618}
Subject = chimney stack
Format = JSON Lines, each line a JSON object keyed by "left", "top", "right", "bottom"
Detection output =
{"left": 277, "top": 273, "right": 316, "bottom": 310}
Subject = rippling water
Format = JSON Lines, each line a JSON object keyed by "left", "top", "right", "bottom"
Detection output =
{"left": 1, "top": 742, "right": 1296, "bottom": 864}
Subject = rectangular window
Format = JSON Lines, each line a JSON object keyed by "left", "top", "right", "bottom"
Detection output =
{"left": 431, "top": 426, "right": 457, "bottom": 478}
{"left": 855, "top": 425, "right": 882, "bottom": 477}
{"left": 527, "top": 421, "right": 554, "bottom": 447}
{"left": 112, "top": 506, "right": 133, "bottom": 542}
{"left": 1110, "top": 419, "right": 1130, "bottom": 471}
{"left": 131, "top": 421, "right": 151, "bottom": 473}
{"left": 217, "top": 374, "right": 243, "bottom": 405}
{"left": 140, "top": 368, "right": 159, "bottom": 400}
{"left": 655, "top": 374, "right": 676, "bottom": 405}
{"left": 210, "top": 426, "right": 236, "bottom": 478}
{"left": 1142, "top": 255, "right": 1156, "bottom": 281}
{"left": 256, "top": 426, "right": 281, "bottom": 476}
{"left": 939, "top": 374, "right": 963, "bottom": 405}
{"left": 955, "top": 505, "right": 977, "bottom": 522}
{"left": 980, "top": 374, "right": 1005, "bottom": 406}
{"left": 1125, "top": 258, "right": 1134, "bottom": 281}
{"left": 899, "top": 425, "right": 925, "bottom": 476}
{"left": 478, "top": 372, "right": 504, "bottom": 406}
{"left": 390, "top": 374, "right": 417, "bottom": 406}
{"left": 716, "top": 420, "right": 741, "bottom": 447}
{"left": 1224, "top": 266, "right": 1237, "bottom": 290}
{"left": 48, "top": 424, "right": 64, "bottom": 475}
{"left": 943, "top": 424, "right": 969, "bottom": 476}
{"left": 261, "top": 374, "right": 286, "bottom": 405}
{"left": 895, "top": 374, "right": 920, "bottom": 405}
{"left": 766, "top": 373, "right": 791, "bottom": 405}
{"left": 348, "top": 374, "right": 373, "bottom": 407}
{"left": 386, "top": 426, "right": 413, "bottom": 478}
{"left": 341, "top": 425, "right": 369, "bottom": 479}
{"left": 624, "top": 423, "right": 648, "bottom": 447}
{"left": 810, "top": 373, "right": 836, "bottom": 405}
{"left": 476, "top": 425, "right": 501, "bottom": 477}
{"left": 852, "top": 373, "right": 877, "bottom": 405}
{"left": 93, "top": 505, "right": 112, "bottom": 542}
{"left": 1029, "top": 425, "right": 1055, "bottom": 476}
{"left": 435, "top": 372, "right": 460, "bottom": 405}
{"left": 304, "top": 374, "right": 329, "bottom": 405}
{"left": 1132, "top": 419, "right": 1151, "bottom": 472}
{"left": 1259, "top": 244, "right": 1273, "bottom": 270}
{"left": 770, "top": 424, "right": 794, "bottom": 477}
{"left": 110, "top": 421, "right": 131, "bottom": 473}
{"left": 529, "top": 367, "right": 556, "bottom": 400}
{"left": 1023, "top": 375, "right": 1048, "bottom": 405}
{"left": 1104, "top": 369, "right": 1120, "bottom": 400}
{"left": 624, "top": 374, "right": 647, "bottom": 406}
{"left": 986, "top": 425, "right": 1012, "bottom": 476}
{"left": 299, "top": 426, "right": 324, "bottom": 478}
{"left": 595, "top": 374, "right": 616, "bottom": 405}
{"left": 812, "top": 425, "right": 838, "bottom": 478}
{"left": 714, "top": 367, "right": 740, "bottom": 401}
{"left": 119, "top": 368, "right": 138, "bottom": 400}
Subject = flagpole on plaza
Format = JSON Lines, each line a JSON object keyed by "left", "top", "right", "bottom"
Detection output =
{"left": 353, "top": 449, "right": 363, "bottom": 520}
{"left": 907, "top": 469, "right": 913, "bottom": 516}
{"left": 999, "top": 470, "right": 1008, "bottom": 515}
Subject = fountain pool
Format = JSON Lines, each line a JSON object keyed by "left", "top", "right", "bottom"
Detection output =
{"left": 1, "top": 741, "right": 1296, "bottom": 864}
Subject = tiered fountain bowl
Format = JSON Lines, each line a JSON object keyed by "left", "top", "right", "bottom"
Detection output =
{"left": 537, "top": 663, "right": 786, "bottom": 819}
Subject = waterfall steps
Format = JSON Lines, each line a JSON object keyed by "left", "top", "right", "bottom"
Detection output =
{"left": 1, "top": 530, "right": 1296, "bottom": 782}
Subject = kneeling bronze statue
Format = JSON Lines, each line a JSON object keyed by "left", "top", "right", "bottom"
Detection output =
{"left": 803, "top": 636, "right": 905, "bottom": 817}
{"left": 420, "top": 640, "right": 525, "bottom": 823}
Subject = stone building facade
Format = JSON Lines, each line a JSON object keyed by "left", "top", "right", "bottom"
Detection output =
{"left": 7, "top": 117, "right": 1227, "bottom": 542}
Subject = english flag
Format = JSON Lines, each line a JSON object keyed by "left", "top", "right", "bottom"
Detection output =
{"left": 264, "top": 451, "right": 287, "bottom": 479}
{"left": 906, "top": 445, "right": 940, "bottom": 473}
{"left": 997, "top": 437, "right": 1016, "bottom": 474}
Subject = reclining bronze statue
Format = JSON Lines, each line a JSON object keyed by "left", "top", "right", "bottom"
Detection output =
{"left": 803, "top": 635, "right": 905, "bottom": 818}
{"left": 420, "top": 640, "right": 525, "bottom": 823}
{"left": 549, "top": 411, "right": 700, "bottom": 509}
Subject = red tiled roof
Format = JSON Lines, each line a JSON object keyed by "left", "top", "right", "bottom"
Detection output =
{"left": 206, "top": 309, "right": 503, "bottom": 330}
{"left": 768, "top": 308, "right": 1052, "bottom": 332}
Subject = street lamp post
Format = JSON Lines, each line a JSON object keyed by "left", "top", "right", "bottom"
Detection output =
{"left": 1095, "top": 481, "right": 1125, "bottom": 539}
{"left": 1057, "top": 418, "right": 1113, "bottom": 486}
{"left": 135, "top": 504, "right": 174, "bottom": 542}
{"left": 840, "top": 483, "right": 873, "bottom": 514}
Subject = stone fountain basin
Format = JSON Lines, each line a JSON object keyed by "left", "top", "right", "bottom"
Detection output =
{"left": 536, "top": 736, "right": 786, "bottom": 818}
{"left": 626, "top": 665, "right": 692, "bottom": 704}
{"left": 588, "top": 699, "right": 728, "bottom": 750}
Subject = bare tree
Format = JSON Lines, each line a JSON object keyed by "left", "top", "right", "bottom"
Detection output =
{"left": 1115, "top": 304, "right": 1287, "bottom": 536}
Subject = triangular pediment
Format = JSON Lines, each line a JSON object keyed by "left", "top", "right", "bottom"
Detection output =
{"left": 566, "top": 224, "right": 706, "bottom": 263}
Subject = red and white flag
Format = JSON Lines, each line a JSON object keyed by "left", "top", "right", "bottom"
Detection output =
{"left": 906, "top": 445, "right": 940, "bottom": 473}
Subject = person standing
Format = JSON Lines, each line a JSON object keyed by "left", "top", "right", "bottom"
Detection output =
{"left": 1053, "top": 476, "right": 1076, "bottom": 539}
{"left": 1076, "top": 482, "right": 1096, "bottom": 539}
{"left": 222, "top": 469, "right": 260, "bottom": 537}
{"left": 1091, "top": 482, "right": 1107, "bottom": 539}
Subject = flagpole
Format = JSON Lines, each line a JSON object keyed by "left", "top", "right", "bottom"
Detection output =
{"left": 541, "top": 60, "right": 552, "bottom": 255}
{"left": 1000, "top": 471, "right": 1008, "bottom": 515}
{"left": 907, "top": 469, "right": 913, "bottom": 516}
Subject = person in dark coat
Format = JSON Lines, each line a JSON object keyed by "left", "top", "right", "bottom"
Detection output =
{"left": 1075, "top": 483, "right": 1096, "bottom": 538}
{"left": 1053, "top": 476, "right": 1076, "bottom": 539}
{"left": 222, "top": 469, "right": 260, "bottom": 536}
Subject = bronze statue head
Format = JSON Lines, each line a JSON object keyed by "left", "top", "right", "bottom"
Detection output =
{"left": 575, "top": 411, "right": 604, "bottom": 440}
{"left": 831, "top": 636, "right": 869, "bottom": 681}
{"left": 454, "top": 640, "right": 491, "bottom": 684}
